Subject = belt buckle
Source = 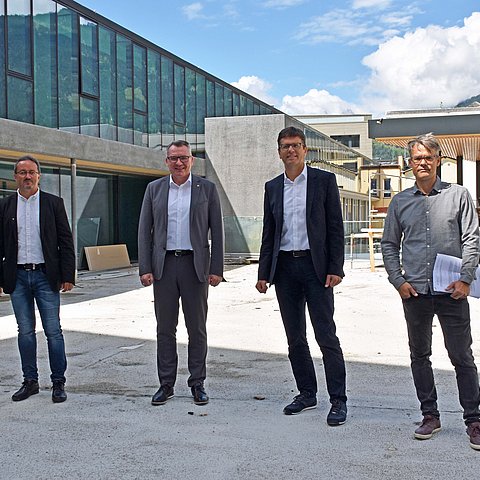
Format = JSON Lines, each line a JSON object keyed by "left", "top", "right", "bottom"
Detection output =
{"left": 24, "top": 263, "right": 34, "bottom": 271}
{"left": 292, "top": 251, "right": 302, "bottom": 258}
{"left": 174, "top": 250, "right": 182, "bottom": 257}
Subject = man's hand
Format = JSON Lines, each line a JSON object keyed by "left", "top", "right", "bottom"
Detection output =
{"left": 60, "top": 282, "right": 74, "bottom": 292}
{"left": 208, "top": 274, "right": 222, "bottom": 287}
{"left": 398, "top": 282, "right": 418, "bottom": 299}
{"left": 446, "top": 280, "right": 470, "bottom": 300}
{"left": 140, "top": 273, "right": 154, "bottom": 287}
{"left": 325, "top": 274, "right": 342, "bottom": 288}
{"left": 256, "top": 280, "right": 268, "bottom": 294}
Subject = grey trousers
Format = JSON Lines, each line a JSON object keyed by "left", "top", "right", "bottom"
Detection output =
{"left": 153, "top": 253, "right": 209, "bottom": 388}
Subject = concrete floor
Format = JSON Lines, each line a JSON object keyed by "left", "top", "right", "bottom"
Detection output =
{"left": 0, "top": 261, "right": 479, "bottom": 479}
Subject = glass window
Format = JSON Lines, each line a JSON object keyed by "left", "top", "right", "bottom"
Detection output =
{"left": 185, "top": 68, "right": 196, "bottom": 134}
{"left": 116, "top": 34, "right": 133, "bottom": 144}
{"left": 7, "top": 0, "right": 31, "bottom": 76}
{"left": 33, "top": 0, "right": 57, "bottom": 128}
{"left": 253, "top": 103, "right": 259, "bottom": 115}
{"left": 134, "top": 112, "right": 147, "bottom": 147}
{"left": 147, "top": 50, "right": 161, "bottom": 147}
{"left": 384, "top": 178, "right": 392, "bottom": 198}
{"left": 224, "top": 87, "right": 232, "bottom": 116}
{"left": 195, "top": 72, "right": 206, "bottom": 134}
{"left": 0, "top": 2, "right": 6, "bottom": 118}
{"left": 57, "top": 7, "right": 79, "bottom": 132}
{"left": 7, "top": 75, "right": 33, "bottom": 123}
{"left": 99, "top": 26, "right": 116, "bottom": 140}
{"left": 239, "top": 95, "right": 246, "bottom": 115}
{"left": 174, "top": 63, "right": 185, "bottom": 125}
{"left": 215, "top": 83, "right": 224, "bottom": 117}
{"left": 161, "top": 55, "right": 173, "bottom": 138}
{"left": 133, "top": 44, "right": 147, "bottom": 112}
{"left": 232, "top": 92, "right": 239, "bottom": 116}
{"left": 80, "top": 96, "right": 99, "bottom": 137}
{"left": 206, "top": 79, "right": 214, "bottom": 118}
{"left": 247, "top": 98, "right": 254, "bottom": 115}
{"left": 80, "top": 17, "right": 98, "bottom": 96}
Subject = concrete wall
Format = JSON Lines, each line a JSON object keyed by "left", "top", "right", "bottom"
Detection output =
{"left": 205, "top": 114, "right": 287, "bottom": 255}
{"left": 0, "top": 118, "right": 206, "bottom": 177}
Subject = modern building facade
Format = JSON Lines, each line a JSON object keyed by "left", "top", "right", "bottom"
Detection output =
{"left": 1, "top": 0, "right": 372, "bottom": 263}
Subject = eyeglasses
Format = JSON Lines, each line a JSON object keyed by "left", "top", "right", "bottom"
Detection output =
{"left": 279, "top": 142, "right": 305, "bottom": 151}
{"left": 15, "top": 170, "right": 39, "bottom": 176}
{"left": 410, "top": 155, "right": 439, "bottom": 165}
{"left": 166, "top": 155, "right": 191, "bottom": 163}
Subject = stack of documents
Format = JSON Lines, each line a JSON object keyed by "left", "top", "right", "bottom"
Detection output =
{"left": 433, "top": 253, "right": 480, "bottom": 298}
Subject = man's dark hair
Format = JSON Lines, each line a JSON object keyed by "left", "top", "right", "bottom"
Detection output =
{"left": 14, "top": 155, "right": 41, "bottom": 173}
{"left": 167, "top": 140, "right": 191, "bottom": 154}
{"left": 277, "top": 127, "right": 306, "bottom": 147}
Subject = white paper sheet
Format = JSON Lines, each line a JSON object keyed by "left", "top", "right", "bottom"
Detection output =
{"left": 433, "top": 253, "right": 480, "bottom": 298}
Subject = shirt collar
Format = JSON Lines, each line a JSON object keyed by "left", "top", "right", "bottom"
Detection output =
{"left": 169, "top": 174, "right": 192, "bottom": 188}
{"left": 17, "top": 188, "right": 40, "bottom": 202}
{"left": 413, "top": 176, "right": 442, "bottom": 195}
{"left": 284, "top": 164, "right": 307, "bottom": 184}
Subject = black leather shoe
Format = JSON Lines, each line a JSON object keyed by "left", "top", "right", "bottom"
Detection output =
{"left": 191, "top": 385, "right": 209, "bottom": 405}
{"left": 12, "top": 379, "right": 39, "bottom": 402}
{"left": 152, "top": 385, "right": 174, "bottom": 405}
{"left": 327, "top": 399, "right": 347, "bottom": 426}
{"left": 283, "top": 393, "right": 317, "bottom": 415}
{"left": 52, "top": 381, "right": 67, "bottom": 403}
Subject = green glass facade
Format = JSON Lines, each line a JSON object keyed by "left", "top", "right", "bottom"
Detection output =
{"left": 0, "top": 0, "right": 278, "bottom": 154}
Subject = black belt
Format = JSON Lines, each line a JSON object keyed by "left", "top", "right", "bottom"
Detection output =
{"left": 17, "top": 263, "right": 45, "bottom": 271}
{"left": 166, "top": 250, "right": 193, "bottom": 257}
{"left": 279, "top": 250, "right": 310, "bottom": 258}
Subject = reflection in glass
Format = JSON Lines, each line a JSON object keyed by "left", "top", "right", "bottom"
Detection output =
{"left": 34, "top": 0, "right": 57, "bottom": 127}
{"left": 174, "top": 63, "right": 185, "bottom": 125}
{"left": 99, "top": 26, "right": 117, "bottom": 140}
{"left": 161, "top": 56, "right": 173, "bottom": 138}
{"left": 7, "top": 0, "right": 31, "bottom": 76}
{"left": 80, "top": 17, "right": 99, "bottom": 96}
{"left": 80, "top": 96, "right": 99, "bottom": 137}
{"left": 58, "top": 7, "right": 79, "bottom": 132}
{"left": 7, "top": 75, "right": 33, "bottom": 123}
{"left": 133, "top": 44, "right": 147, "bottom": 112}
{"left": 215, "top": 83, "right": 224, "bottom": 117}
{"left": 0, "top": 2, "right": 6, "bottom": 118}
{"left": 134, "top": 112, "right": 147, "bottom": 147}
{"left": 186, "top": 68, "right": 196, "bottom": 136}
{"left": 147, "top": 50, "right": 161, "bottom": 148}
{"left": 206, "top": 80, "right": 215, "bottom": 118}
{"left": 196, "top": 72, "right": 206, "bottom": 135}
{"left": 116, "top": 34, "right": 133, "bottom": 144}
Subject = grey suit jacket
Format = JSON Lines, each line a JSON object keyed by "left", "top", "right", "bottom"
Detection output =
{"left": 137, "top": 174, "right": 224, "bottom": 282}
{"left": 258, "top": 166, "right": 344, "bottom": 284}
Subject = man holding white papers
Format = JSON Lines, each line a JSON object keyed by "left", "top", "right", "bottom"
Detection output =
{"left": 381, "top": 133, "right": 480, "bottom": 451}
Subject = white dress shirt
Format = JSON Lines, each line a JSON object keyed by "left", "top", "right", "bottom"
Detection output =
{"left": 166, "top": 175, "right": 193, "bottom": 250}
{"left": 17, "top": 189, "right": 45, "bottom": 264}
{"left": 280, "top": 165, "right": 310, "bottom": 251}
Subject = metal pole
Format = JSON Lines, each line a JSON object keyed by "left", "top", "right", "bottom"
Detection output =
{"left": 70, "top": 158, "right": 77, "bottom": 272}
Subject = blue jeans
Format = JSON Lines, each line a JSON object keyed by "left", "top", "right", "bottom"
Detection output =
{"left": 10, "top": 269, "right": 67, "bottom": 383}
{"left": 402, "top": 294, "right": 480, "bottom": 424}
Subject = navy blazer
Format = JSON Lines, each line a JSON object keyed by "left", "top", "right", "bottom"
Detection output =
{"left": 137, "top": 174, "right": 224, "bottom": 283}
{"left": 258, "top": 166, "right": 345, "bottom": 284}
{"left": 0, "top": 191, "right": 75, "bottom": 294}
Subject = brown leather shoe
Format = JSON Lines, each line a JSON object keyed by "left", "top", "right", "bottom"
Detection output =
{"left": 414, "top": 414, "right": 441, "bottom": 440}
{"left": 466, "top": 421, "right": 480, "bottom": 450}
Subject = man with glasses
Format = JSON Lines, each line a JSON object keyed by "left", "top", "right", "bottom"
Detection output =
{"left": 382, "top": 133, "right": 480, "bottom": 450}
{"left": 256, "top": 126, "right": 347, "bottom": 425}
{"left": 138, "top": 140, "right": 224, "bottom": 406}
{"left": 0, "top": 155, "right": 75, "bottom": 403}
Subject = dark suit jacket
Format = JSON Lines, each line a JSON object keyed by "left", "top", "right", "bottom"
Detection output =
{"left": 0, "top": 191, "right": 76, "bottom": 294}
{"left": 137, "top": 174, "right": 224, "bottom": 282}
{"left": 258, "top": 166, "right": 344, "bottom": 284}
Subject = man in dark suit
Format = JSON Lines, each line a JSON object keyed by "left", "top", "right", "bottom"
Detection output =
{"left": 256, "top": 126, "right": 347, "bottom": 425}
{"left": 0, "top": 155, "right": 75, "bottom": 403}
{"left": 138, "top": 140, "right": 224, "bottom": 406}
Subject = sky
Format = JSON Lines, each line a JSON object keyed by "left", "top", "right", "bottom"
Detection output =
{"left": 78, "top": 0, "right": 480, "bottom": 117}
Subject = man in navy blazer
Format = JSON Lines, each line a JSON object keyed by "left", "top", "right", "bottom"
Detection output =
{"left": 138, "top": 140, "right": 224, "bottom": 406}
{"left": 256, "top": 126, "right": 347, "bottom": 425}
{"left": 0, "top": 155, "right": 75, "bottom": 403}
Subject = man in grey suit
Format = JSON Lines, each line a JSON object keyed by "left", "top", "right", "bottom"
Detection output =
{"left": 138, "top": 140, "right": 224, "bottom": 406}
{"left": 256, "top": 126, "right": 347, "bottom": 425}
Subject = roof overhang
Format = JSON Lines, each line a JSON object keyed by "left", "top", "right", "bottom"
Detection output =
{"left": 368, "top": 113, "right": 480, "bottom": 161}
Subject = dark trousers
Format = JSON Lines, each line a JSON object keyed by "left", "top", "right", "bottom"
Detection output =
{"left": 274, "top": 253, "right": 346, "bottom": 402}
{"left": 153, "top": 254, "right": 208, "bottom": 388}
{"left": 402, "top": 294, "right": 480, "bottom": 424}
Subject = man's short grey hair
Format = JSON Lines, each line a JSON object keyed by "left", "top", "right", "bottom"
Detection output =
{"left": 14, "top": 155, "right": 41, "bottom": 173}
{"left": 407, "top": 133, "right": 441, "bottom": 158}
